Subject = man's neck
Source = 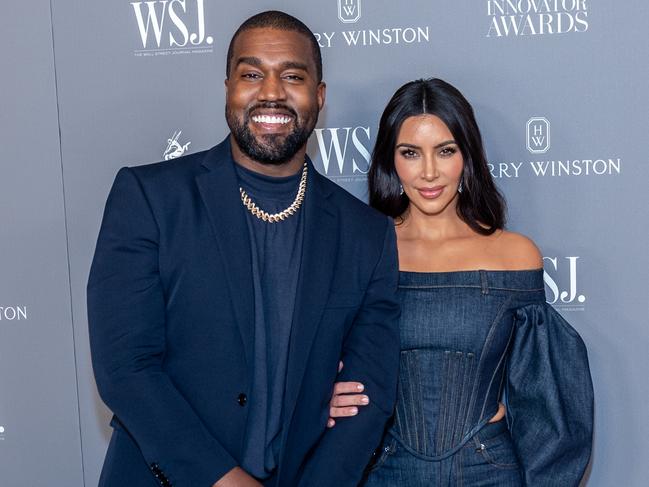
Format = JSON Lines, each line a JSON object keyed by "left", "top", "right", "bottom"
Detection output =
{"left": 230, "top": 135, "right": 306, "bottom": 177}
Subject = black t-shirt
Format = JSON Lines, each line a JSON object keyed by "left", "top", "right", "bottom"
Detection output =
{"left": 234, "top": 162, "right": 305, "bottom": 479}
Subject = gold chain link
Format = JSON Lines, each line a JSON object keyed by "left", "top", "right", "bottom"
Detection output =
{"left": 239, "top": 162, "right": 308, "bottom": 223}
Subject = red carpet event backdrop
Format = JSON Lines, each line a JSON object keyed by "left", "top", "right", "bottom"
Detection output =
{"left": 1, "top": 1, "right": 647, "bottom": 485}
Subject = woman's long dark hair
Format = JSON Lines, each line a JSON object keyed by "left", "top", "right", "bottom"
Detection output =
{"left": 368, "top": 78, "right": 506, "bottom": 235}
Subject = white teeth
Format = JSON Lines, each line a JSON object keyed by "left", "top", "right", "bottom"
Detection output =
{"left": 252, "top": 115, "right": 292, "bottom": 125}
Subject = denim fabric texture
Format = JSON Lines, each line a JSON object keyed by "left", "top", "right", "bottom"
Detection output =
{"left": 363, "top": 270, "right": 593, "bottom": 487}
{"left": 365, "top": 420, "right": 522, "bottom": 486}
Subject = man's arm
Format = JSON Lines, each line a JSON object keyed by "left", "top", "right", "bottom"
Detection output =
{"left": 88, "top": 167, "right": 238, "bottom": 486}
{"left": 297, "top": 219, "right": 400, "bottom": 487}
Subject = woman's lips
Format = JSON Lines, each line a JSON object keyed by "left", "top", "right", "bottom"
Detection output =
{"left": 417, "top": 186, "right": 444, "bottom": 199}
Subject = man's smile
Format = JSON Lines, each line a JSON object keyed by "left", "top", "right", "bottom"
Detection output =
{"left": 251, "top": 114, "right": 293, "bottom": 125}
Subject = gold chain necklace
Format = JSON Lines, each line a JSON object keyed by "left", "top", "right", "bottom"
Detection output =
{"left": 239, "top": 162, "right": 308, "bottom": 223}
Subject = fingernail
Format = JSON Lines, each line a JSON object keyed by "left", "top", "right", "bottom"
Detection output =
{"left": 357, "top": 384, "right": 364, "bottom": 391}
{"left": 351, "top": 407, "right": 358, "bottom": 415}
{"left": 361, "top": 396, "right": 369, "bottom": 404}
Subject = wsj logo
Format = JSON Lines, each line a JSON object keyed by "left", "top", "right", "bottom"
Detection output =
{"left": 527, "top": 117, "right": 550, "bottom": 154}
{"left": 338, "top": 0, "right": 362, "bottom": 23}
{"left": 131, "top": 0, "right": 213, "bottom": 52}
{"left": 311, "top": 127, "right": 372, "bottom": 180}
{"left": 543, "top": 256, "right": 586, "bottom": 309}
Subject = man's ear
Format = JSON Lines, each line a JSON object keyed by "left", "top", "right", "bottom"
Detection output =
{"left": 317, "top": 82, "right": 326, "bottom": 111}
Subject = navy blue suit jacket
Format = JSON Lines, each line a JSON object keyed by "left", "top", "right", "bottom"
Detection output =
{"left": 87, "top": 138, "right": 400, "bottom": 487}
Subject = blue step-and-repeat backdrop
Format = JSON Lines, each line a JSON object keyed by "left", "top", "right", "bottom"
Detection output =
{"left": 1, "top": 1, "right": 648, "bottom": 485}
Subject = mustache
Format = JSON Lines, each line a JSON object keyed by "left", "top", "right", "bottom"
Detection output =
{"left": 246, "top": 102, "right": 298, "bottom": 119}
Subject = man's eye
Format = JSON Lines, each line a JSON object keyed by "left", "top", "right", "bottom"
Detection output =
{"left": 242, "top": 73, "right": 262, "bottom": 79}
{"left": 284, "top": 74, "right": 304, "bottom": 81}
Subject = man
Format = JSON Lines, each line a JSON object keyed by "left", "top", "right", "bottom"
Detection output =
{"left": 88, "top": 10, "right": 399, "bottom": 487}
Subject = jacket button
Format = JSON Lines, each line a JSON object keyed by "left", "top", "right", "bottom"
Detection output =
{"left": 237, "top": 393, "right": 247, "bottom": 406}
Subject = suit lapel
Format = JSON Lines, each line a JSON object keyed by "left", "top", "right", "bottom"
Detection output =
{"left": 195, "top": 140, "right": 254, "bottom": 369}
{"left": 284, "top": 164, "right": 339, "bottom": 426}
{"left": 197, "top": 144, "right": 339, "bottom": 443}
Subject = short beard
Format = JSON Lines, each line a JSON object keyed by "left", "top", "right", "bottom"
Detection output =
{"left": 226, "top": 103, "right": 317, "bottom": 166}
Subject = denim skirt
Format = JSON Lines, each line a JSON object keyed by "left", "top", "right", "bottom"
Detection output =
{"left": 362, "top": 420, "right": 522, "bottom": 487}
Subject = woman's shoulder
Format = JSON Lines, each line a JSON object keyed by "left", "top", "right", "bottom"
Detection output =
{"left": 491, "top": 230, "right": 543, "bottom": 270}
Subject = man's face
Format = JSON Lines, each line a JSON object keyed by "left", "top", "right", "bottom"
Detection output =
{"left": 225, "top": 28, "right": 325, "bottom": 166}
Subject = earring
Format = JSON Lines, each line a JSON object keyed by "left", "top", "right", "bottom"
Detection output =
{"left": 457, "top": 176, "right": 463, "bottom": 193}
{"left": 399, "top": 184, "right": 404, "bottom": 195}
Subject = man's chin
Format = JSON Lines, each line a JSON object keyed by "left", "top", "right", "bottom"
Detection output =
{"left": 253, "top": 132, "right": 286, "bottom": 145}
{"left": 244, "top": 143, "right": 296, "bottom": 166}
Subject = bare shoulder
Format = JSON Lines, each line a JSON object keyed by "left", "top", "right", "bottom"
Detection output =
{"left": 493, "top": 230, "right": 543, "bottom": 270}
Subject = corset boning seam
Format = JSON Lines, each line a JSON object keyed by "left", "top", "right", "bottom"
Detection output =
{"left": 473, "top": 295, "right": 514, "bottom": 423}
{"left": 465, "top": 296, "right": 513, "bottom": 429}
{"left": 483, "top": 314, "right": 517, "bottom": 421}
{"left": 388, "top": 416, "right": 494, "bottom": 461}
{"left": 390, "top": 294, "right": 514, "bottom": 459}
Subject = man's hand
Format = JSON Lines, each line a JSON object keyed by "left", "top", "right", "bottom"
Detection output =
{"left": 213, "top": 467, "right": 263, "bottom": 487}
{"left": 327, "top": 361, "right": 370, "bottom": 428}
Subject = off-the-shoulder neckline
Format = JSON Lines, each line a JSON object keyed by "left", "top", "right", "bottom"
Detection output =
{"left": 398, "top": 268, "right": 544, "bottom": 275}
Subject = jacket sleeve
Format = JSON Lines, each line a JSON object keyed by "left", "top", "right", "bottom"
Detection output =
{"left": 297, "top": 219, "right": 401, "bottom": 487}
{"left": 504, "top": 303, "right": 594, "bottom": 487}
{"left": 87, "top": 167, "right": 237, "bottom": 487}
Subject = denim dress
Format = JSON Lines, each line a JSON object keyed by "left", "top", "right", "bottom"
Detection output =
{"left": 363, "top": 270, "right": 593, "bottom": 487}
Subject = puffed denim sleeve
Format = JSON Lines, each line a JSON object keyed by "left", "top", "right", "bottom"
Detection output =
{"left": 504, "top": 304, "right": 593, "bottom": 487}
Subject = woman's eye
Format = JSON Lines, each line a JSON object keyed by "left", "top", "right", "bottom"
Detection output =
{"left": 440, "top": 146, "right": 457, "bottom": 157}
{"left": 400, "top": 149, "right": 417, "bottom": 158}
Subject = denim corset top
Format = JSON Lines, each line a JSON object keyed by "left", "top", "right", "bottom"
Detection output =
{"left": 389, "top": 269, "right": 546, "bottom": 460}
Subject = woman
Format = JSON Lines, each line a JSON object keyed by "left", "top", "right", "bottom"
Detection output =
{"left": 329, "top": 78, "right": 593, "bottom": 486}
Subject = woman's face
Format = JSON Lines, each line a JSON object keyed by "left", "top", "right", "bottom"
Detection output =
{"left": 394, "top": 114, "right": 464, "bottom": 218}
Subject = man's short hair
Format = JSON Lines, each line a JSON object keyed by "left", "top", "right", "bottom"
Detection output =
{"left": 226, "top": 10, "right": 323, "bottom": 82}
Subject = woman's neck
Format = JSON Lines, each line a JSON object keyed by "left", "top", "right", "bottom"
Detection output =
{"left": 398, "top": 204, "right": 472, "bottom": 242}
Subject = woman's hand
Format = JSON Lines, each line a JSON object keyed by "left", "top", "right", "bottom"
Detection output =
{"left": 327, "top": 361, "right": 370, "bottom": 428}
{"left": 213, "top": 467, "right": 263, "bottom": 487}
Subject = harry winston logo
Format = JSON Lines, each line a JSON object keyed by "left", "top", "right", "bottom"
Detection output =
{"left": 163, "top": 130, "right": 191, "bottom": 160}
{"left": 314, "top": 1, "right": 429, "bottom": 48}
{"left": 338, "top": 0, "right": 361, "bottom": 23}
{"left": 527, "top": 117, "right": 550, "bottom": 154}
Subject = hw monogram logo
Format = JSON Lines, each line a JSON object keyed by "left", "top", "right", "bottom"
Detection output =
{"left": 526, "top": 117, "right": 550, "bottom": 154}
{"left": 131, "top": 0, "right": 213, "bottom": 52}
{"left": 338, "top": 0, "right": 362, "bottom": 23}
